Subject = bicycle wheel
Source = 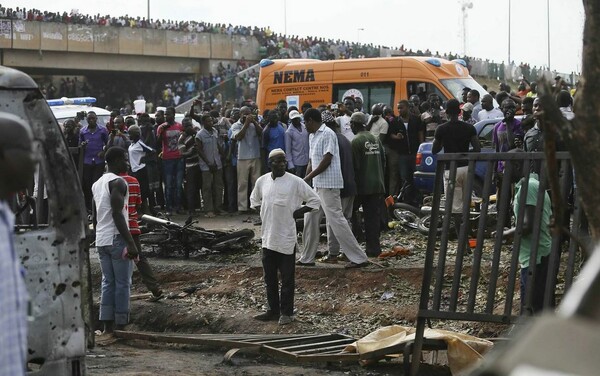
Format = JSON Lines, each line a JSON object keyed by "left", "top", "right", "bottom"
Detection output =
{"left": 139, "top": 231, "right": 169, "bottom": 244}
{"left": 392, "top": 203, "right": 422, "bottom": 229}
{"left": 209, "top": 229, "right": 255, "bottom": 251}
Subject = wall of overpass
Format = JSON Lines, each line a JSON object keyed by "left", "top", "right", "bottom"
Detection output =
{"left": 0, "top": 19, "right": 261, "bottom": 74}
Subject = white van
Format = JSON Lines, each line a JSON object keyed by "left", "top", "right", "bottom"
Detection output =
{"left": 47, "top": 97, "right": 111, "bottom": 128}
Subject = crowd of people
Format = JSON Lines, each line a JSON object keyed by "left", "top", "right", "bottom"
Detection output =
{"left": 60, "top": 78, "right": 577, "bottom": 325}
{"left": 14, "top": 4, "right": 579, "bottom": 113}
{"left": 37, "top": 62, "right": 259, "bottom": 113}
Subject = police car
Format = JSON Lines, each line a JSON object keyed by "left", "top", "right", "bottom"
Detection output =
{"left": 47, "top": 97, "right": 111, "bottom": 127}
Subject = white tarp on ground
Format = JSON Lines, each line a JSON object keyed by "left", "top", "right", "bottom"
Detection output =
{"left": 344, "top": 325, "right": 494, "bottom": 376}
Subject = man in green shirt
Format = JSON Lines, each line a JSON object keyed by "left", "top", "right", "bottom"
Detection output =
{"left": 350, "top": 112, "right": 386, "bottom": 257}
{"left": 500, "top": 150, "right": 553, "bottom": 315}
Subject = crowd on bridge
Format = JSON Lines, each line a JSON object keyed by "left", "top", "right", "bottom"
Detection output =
{"left": 8, "top": 6, "right": 576, "bottom": 113}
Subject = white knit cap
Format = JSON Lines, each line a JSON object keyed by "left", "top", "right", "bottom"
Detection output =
{"left": 268, "top": 148, "right": 285, "bottom": 159}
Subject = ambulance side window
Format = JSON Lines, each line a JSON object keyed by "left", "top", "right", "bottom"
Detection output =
{"left": 333, "top": 82, "right": 395, "bottom": 111}
{"left": 407, "top": 81, "right": 448, "bottom": 104}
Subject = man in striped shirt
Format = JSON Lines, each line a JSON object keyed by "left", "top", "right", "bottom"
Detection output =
{"left": 119, "top": 171, "right": 163, "bottom": 300}
{"left": 301, "top": 109, "right": 369, "bottom": 268}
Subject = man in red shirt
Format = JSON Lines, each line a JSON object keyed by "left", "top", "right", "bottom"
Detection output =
{"left": 156, "top": 107, "right": 184, "bottom": 214}
{"left": 119, "top": 171, "right": 163, "bottom": 300}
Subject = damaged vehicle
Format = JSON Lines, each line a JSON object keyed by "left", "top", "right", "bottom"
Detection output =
{"left": 5, "top": 66, "right": 89, "bottom": 375}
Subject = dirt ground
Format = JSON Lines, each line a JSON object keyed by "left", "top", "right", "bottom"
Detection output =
{"left": 86, "top": 212, "right": 507, "bottom": 375}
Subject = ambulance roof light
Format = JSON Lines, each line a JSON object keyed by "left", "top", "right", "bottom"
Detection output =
{"left": 46, "top": 97, "right": 97, "bottom": 106}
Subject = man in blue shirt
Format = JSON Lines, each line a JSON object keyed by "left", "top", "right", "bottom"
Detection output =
{"left": 284, "top": 110, "right": 309, "bottom": 178}
{"left": 79, "top": 111, "right": 109, "bottom": 213}
{"left": 262, "top": 110, "right": 286, "bottom": 171}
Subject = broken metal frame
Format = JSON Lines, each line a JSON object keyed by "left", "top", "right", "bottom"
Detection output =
{"left": 408, "top": 151, "right": 583, "bottom": 376}
{"left": 114, "top": 331, "right": 360, "bottom": 363}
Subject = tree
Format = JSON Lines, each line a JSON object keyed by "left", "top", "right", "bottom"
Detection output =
{"left": 537, "top": 0, "right": 600, "bottom": 244}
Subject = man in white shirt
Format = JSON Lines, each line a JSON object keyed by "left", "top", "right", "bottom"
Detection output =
{"left": 467, "top": 89, "right": 483, "bottom": 121}
{"left": 366, "top": 103, "right": 389, "bottom": 140}
{"left": 128, "top": 125, "right": 154, "bottom": 214}
{"left": 303, "top": 108, "right": 369, "bottom": 268}
{"left": 477, "top": 94, "right": 504, "bottom": 121}
{"left": 336, "top": 96, "right": 356, "bottom": 141}
{"left": 250, "top": 149, "right": 320, "bottom": 325}
{"left": 92, "top": 147, "right": 139, "bottom": 335}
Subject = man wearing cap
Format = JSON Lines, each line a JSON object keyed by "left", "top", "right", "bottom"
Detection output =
{"left": 302, "top": 108, "right": 370, "bottom": 268}
{"left": 284, "top": 110, "right": 309, "bottom": 178}
{"left": 0, "top": 113, "right": 36, "bottom": 375}
{"left": 250, "top": 148, "right": 320, "bottom": 325}
{"left": 349, "top": 112, "right": 386, "bottom": 257}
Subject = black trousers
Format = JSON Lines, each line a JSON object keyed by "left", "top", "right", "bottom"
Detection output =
{"left": 185, "top": 165, "right": 202, "bottom": 212}
{"left": 520, "top": 255, "right": 553, "bottom": 315}
{"left": 82, "top": 162, "right": 105, "bottom": 212}
{"left": 261, "top": 247, "right": 295, "bottom": 316}
{"left": 132, "top": 167, "right": 150, "bottom": 214}
{"left": 356, "top": 194, "right": 382, "bottom": 257}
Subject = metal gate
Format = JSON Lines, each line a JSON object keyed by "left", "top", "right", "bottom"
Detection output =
{"left": 408, "top": 151, "right": 585, "bottom": 375}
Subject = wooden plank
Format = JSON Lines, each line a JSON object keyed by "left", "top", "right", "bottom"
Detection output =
{"left": 113, "top": 331, "right": 262, "bottom": 349}
{"left": 279, "top": 338, "right": 355, "bottom": 352}
{"left": 254, "top": 334, "right": 340, "bottom": 347}
{"left": 293, "top": 344, "right": 352, "bottom": 355}
{"left": 294, "top": 353, "right": 360, "bottom": 363}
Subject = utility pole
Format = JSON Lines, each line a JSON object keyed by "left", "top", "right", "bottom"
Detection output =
{"left": 284, "top": 0, "right": 287, "bottom": 35}
{"left": 547, "top": 0, "right": 551, "bottom": 70}
{"left": 461, "top": 1, "right": 473, "bottom": 56}
{"left": 508, "top": 0, "right": 511, "bottom": 64}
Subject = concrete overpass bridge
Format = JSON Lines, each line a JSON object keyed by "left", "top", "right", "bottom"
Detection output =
{"left": 0, "top": 19, "right": 261, "bottom": 75}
